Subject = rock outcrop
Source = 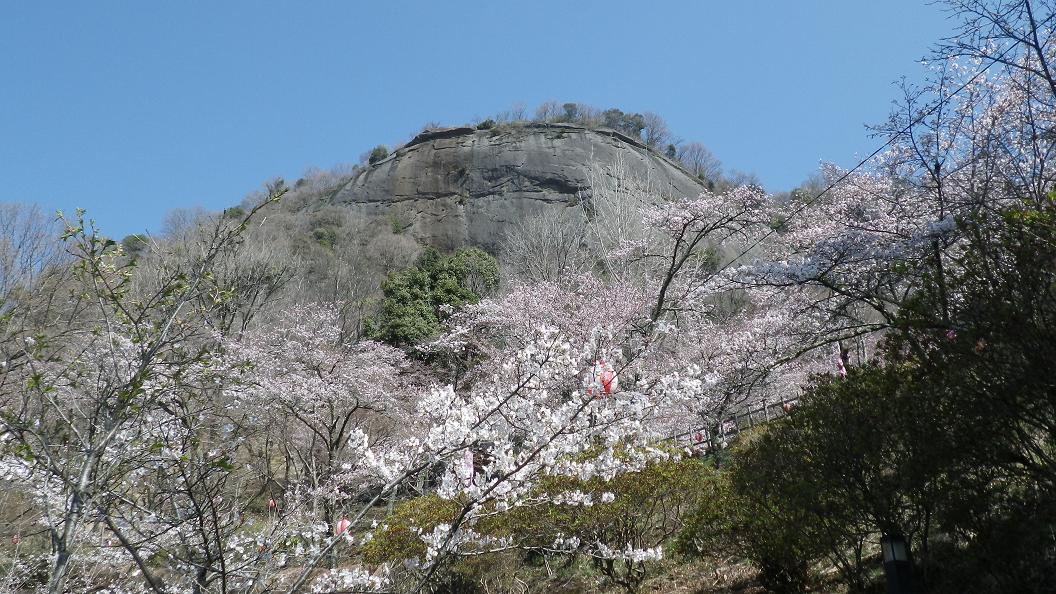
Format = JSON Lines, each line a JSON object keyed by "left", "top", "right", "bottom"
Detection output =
{"left": 328, "top": 123, "right": 707, "bottom": 252}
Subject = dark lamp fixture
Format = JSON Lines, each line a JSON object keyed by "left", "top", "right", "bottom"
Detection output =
{"left": 882, "top": 535, "right": 909, "bottom": 563}
{"left": 881, "top": 532, "right": 914, "bottom": 594}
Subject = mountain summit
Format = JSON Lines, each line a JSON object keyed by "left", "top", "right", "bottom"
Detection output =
{"left": 326, "top": 122, "right": 706, "bottom": 251}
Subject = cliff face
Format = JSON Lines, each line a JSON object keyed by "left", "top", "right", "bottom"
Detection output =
{"left": 328, "top": 123, "right": 707, "bottom": 252}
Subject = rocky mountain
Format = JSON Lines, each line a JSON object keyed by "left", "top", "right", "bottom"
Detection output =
{"left": 324, "top": 123, "right": 707, "bottom": 252}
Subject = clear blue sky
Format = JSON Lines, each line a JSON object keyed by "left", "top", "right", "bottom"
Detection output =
{"left": 1, "top": 1, "right": 954, "bottom": 239}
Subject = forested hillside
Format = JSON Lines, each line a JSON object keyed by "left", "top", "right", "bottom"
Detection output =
{"left": 3, "top": 2, "right": 1056, "bottom": 593}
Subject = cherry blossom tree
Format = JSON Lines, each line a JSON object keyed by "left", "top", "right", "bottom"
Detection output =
{"left": 226, "top": 302, "right": 413, "bottom": 526}
{"left": 0, "top": 192, "right": 282, "bottom": 593}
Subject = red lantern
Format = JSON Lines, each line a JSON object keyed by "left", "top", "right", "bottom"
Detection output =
{"left": 587, "top": 360, "right": 618, "bottom": 398}
{"left": 334, "top": 518, "right": 351, "bottom": 536}
{"left": 267, "top": 498, "right": 277, "bottom": 511}
{"left": 693, "top": 431, "right": 705, "bottom": 444}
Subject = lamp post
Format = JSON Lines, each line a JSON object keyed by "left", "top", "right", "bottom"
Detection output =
{"left": 881, "top": 532, "right": 914, "bottom": 594}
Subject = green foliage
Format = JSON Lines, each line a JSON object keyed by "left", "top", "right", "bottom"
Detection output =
{"left": 368, "top": 266, "right": 438, "bottom": 346}
{"left": 362, "top": 495, "right": 462, "bottom": 564}
{"left": 679, "top": 431, "right": 830, "bottom": 594}
{"left": 367, "top": 247, "right": 499, "bottom": 346}
{"left": 924, "top": 493, "right": 1056, "bottom": 593}
{"left": 437, "top": 247, "right": 500, "bottom": 305}
{"left": 489, "top": 455, "right": 707, "bottom": 541}
{"left": 120, "top": 233, "right": 150, "bottom": 258}
{"left": 768, "top": 214, "right": 788, "bottom": 232}
{"left": 368, "top": 145, "right": 389, "bottom": 165}
{"left": 388, "top": 212, "right": 409, "bottom": 234}
{"left": 887, "top": 200, "right": 1056, "bottom": 592}
{"left": 679, "top": 200, "right": 1056, "bottom": 593}
{"left": 602, "top": 108, "right": 646, "bottom": 138}
{"left": 560, "top": 102, "right": 580, "bottom": 122}
{"left": 745, "top": 368, "right": 944, "bottom": 591}
{"left": 310, "top": 226, "right": 337, "bottom": 249}
{"left": 526, "top": 457, "right": 709, "bottom": 592}
{"left": 367, "top": 457, "right": 708, "bottom": 594}
{"left": 676, "top": 365, "right": 955, "bottom": 592}
{"left": 476, "top": 118, "right": 496, "bottom": 130}
{"left": 222, "top": 206, "right": 246, "bottom": 220}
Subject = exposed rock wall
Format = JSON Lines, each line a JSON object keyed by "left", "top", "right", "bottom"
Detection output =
{"left": 328, "top": 123, "right": 707, "bottom": 252}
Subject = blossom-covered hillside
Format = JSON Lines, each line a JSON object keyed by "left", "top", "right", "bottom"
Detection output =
{"left": 3, "top": 2, "right": 1056, "bottom": 593}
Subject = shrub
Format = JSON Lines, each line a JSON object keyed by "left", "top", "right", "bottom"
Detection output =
{"left": 367, "top": 247, "right": 499, "bottom": 346}
{"left": 678, "top": 433, "right": 828, "bottom": 594}
{"left": 311, "top": 226, "right": 337, "bottom": 249}
{"left": 363, "top": 495, "right": 462, "bottom": 564}
{"left": 725, "top": 366, "right": 958, "bottom": 592}
{"left": 120, "top": 233, "right": 150, "bottom": 258}
{"left": 388, "top": 212, "right": 409, "bottom": 235}
{"left": 367, "top": 266, "right": 437, "bottom": 346}
{"left": 222, "top": 206, "right": 246, "bottom": 220}
{"left": 368, "top": 457, "right": 708, "bottom": 594}
{"left": 368, "top": 145, "right": 389, "bottom": 165}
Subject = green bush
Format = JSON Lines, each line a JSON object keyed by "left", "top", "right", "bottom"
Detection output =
{"left": 363, "top": 495, "right": 462, "bottom": 564}
{"left": 678, "top": 431, "right": 828, "bottom": 594}
{"left": 311, "top": 226, "right": 337, "bottom": 249}
{"left": 387, "top": 212, "right": 409, "bottom": 234}
{"left": 487, "top": 456, "right": 709, "bottom": 591}
{"left": 120, "top": 233, "right": 150, "bottom": 258}
{"left": 222, "top": 206, "right": 246, "bottom": 220}
{"left": 677, "top": 364, "right": 962, "bottom": 593}
{"left": 882, "top": 200, "right": 1056, "bottom": 592}
{"left": 368, "top": 457, "right": 708, "bottom": 594}
{"left": 368, "top": 145, "right": 389, "bottom": 165}
{"left": 367, "top": 247, "right": 498, "bottom": 346}
{"left": 686, "top": 198, "right": 1056, "bottom": 594}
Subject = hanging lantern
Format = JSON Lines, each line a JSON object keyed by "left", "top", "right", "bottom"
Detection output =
{"left": 586, "top": 360, "right": 619, "bottom": 398}
{"left": 11, "top": 534, "right": 21, "bottom": 546}
{"left": 831, "top": 343, "right": 852, "bottom": 379}
{"left": 693, "top": 431, "right": 705, "bottom": 444}
{"left": 599, "top": 369, "right": 617, "bottom": 395}
{"left": 334, "top": 518, "right": 351, "bottom": 536}
{"left": 267, "top": 498, "right": 277, "bottom": 511}
{"left": 832, "top": 348, "right": 849, "bottom": 376}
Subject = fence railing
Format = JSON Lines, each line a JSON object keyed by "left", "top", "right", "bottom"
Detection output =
{"left": 665, "top": 396, "right": 800, "bottom": 453}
